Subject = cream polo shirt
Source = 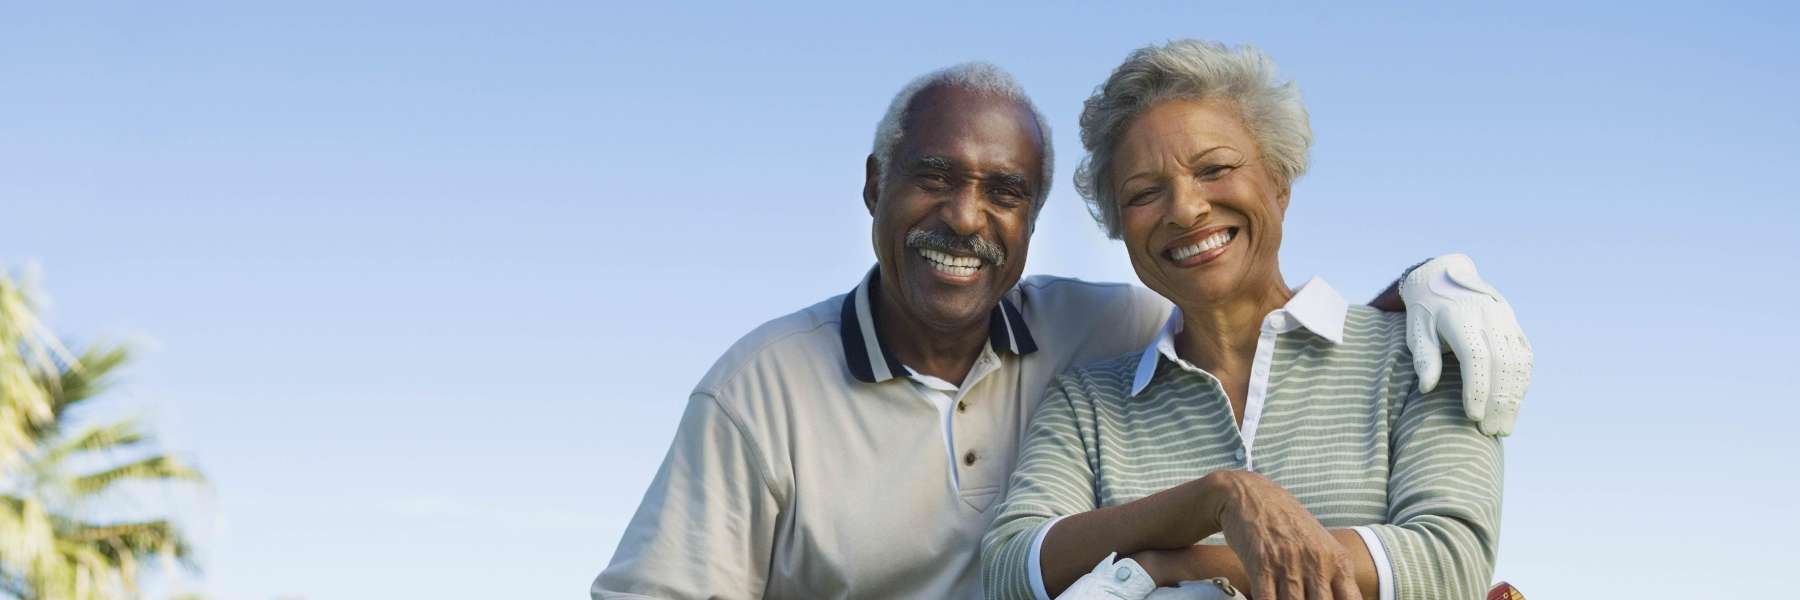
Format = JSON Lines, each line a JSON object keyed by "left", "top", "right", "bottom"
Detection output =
{"left": 594, "top": 267, "right": 1171, "bottom": 600}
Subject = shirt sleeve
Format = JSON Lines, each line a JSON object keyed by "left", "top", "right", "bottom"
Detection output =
{"left": 1362, "top": 360, "right": 1504, "bottom": 600}
{"left": 593, "top": 392, "right": 782, "bottom": 600}
{"left": 982, "top": 375, "right": 1102, "bottom": 600}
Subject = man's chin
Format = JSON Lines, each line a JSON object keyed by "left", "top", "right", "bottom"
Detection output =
{"left": 905, "top": 289, "right": 998, "bottom": 331}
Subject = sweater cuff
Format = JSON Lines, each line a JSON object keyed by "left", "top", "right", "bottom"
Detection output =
{"left": 1028, "top": 516, "right": 1067, "bottom": 600}
{"left": 1352, "top": 526, "right": 1395, "bottom": 600}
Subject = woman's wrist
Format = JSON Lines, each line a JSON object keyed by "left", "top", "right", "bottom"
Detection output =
{"left": 1192, "top": 470, "right": 1249, "bottom": 531}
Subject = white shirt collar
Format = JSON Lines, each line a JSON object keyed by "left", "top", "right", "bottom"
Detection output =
{"left": 1129, "top": 276, "right": 1349, "bottom": 397}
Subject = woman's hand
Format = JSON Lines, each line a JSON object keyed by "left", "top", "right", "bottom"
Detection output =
{"left": 1212, "top": 471, "right": 1362, "bottom": 600}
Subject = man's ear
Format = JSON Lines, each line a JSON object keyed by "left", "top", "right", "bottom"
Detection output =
{"left": 863, "top": 154, "right": 881, "bottom": 215}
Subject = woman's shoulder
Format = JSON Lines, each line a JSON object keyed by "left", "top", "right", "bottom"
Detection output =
{"left": 1339, "top": 304, "right": 1411, "bottom": 356}
{"left": 1047, "top": 351, "right": 1142, "bottom": 404}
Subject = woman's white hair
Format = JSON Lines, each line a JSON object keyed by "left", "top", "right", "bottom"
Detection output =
{"left": 871, "top": 62, "right": 1055, "bottom": 210}
{"left": 1075, "top": 40, "right": 1312, "bottom": 238}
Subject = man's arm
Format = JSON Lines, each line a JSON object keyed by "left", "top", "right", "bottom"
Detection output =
{"left": 593, "top": 392, "right": 781, "bottom": 600}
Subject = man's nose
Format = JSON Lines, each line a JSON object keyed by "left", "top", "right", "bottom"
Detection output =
{"left": 939, "top": 188, "right": 985, "bottom": 236}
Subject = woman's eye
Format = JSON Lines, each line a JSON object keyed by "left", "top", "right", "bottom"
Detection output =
{"left": 1125, "top": 187, "right": 1158, "bottom": 206}
{"left": 1197, "top": 165, "right": 1234, "bottom": 181}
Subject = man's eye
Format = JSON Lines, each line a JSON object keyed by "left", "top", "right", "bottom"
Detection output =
{"left": 918, "top": 173, "right": 951, "bottom": 189}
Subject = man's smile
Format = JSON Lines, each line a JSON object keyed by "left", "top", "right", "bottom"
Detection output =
{"left": 918, "top": 248, "right": 985, "bottom": 279}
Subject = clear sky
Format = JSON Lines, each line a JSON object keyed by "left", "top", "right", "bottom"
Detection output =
{"left": 3, "top": 1, "right": 1796, "bottom": 598}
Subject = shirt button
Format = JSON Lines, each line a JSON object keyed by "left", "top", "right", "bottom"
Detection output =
{"left": 1234, "top": 447, "right": 1247, "bottom": 462}
{"left": 956, "top": 401, "right": 967, "bottom": 413}
{"left": 963, "top": 451, "right": 978, "bottom": 466}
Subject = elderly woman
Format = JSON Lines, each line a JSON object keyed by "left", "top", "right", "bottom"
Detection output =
{"left": 981, "top": 40, "right": 1505, "bottom": 600}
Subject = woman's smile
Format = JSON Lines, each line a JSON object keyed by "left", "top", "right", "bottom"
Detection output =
{"left": 1163, "top": 226, "right": 1239, "bottom": 267}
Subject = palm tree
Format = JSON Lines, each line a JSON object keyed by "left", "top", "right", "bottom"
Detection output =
{"left": 0, "top": 272, "right": 206, "bottom": 600}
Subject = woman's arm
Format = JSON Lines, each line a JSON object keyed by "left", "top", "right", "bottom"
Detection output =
{"left": 1041, "top": 470, "right": 1373, "bottom": 599}
{"left": 1034, "top": 472, "right": 1235, "bottom": 595}
{"left": 1359, "top": 359, "right": 1505, "bottom": 600}
{"left": 1126, "top": 527, "right": 1379, "bottom": 598}
{"left": 981, "top": 375, "right": 1109, "bottom": 600}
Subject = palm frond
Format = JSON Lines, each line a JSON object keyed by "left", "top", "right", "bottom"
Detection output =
{"left": 60, "top": 520, "right": 194, "bottom": 563}
{"left": 28, "top": 347, "right": 129, "bottom": 441}
{"left": 37, "top": 420, "right": 149, "bottom": 474}
{"left": 66, "top": 454, "right": 204, "bottom": 498}
{"left": 0, "top": 270, "right": 205, "bottom": 600}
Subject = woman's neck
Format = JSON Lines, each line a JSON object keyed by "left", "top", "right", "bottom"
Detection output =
{"left": 1173, "top": 272, "right": 1293, "bottom": 381}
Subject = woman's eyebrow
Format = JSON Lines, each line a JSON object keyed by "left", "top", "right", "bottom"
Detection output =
{"left": 1187, "top": 145, "right": 1235, "bottom": 163}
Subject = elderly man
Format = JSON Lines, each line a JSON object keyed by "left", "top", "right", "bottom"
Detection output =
{"left": 593, "top": 63, "right": 1530, "bottom": 599}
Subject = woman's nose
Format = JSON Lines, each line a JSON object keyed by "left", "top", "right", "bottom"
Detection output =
{"left": 1165, "top": 182, "right": 1212, "bottom": 228}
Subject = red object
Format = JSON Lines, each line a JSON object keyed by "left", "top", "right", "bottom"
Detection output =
{"left": 1487, "top": 582, "right": 1525, "bottom": 600}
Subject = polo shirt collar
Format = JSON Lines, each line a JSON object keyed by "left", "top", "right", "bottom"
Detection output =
{"left": 840, "top": 266, "right": 1038, "bottom": 383}
{"left": 1129, "top": 276, "right": 1348, "bottom": 396}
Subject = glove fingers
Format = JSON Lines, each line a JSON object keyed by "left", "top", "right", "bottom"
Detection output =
{"left": 1407, "top": 308, "right": 1442, "bottom": 393}
{"left": 1436, "top": 314, "right": 1490, "bottom": 425}
{"left": 1487, "top": 334, "right": 1532, "bottom": 436}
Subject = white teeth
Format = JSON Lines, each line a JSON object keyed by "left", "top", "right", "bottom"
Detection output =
{"left": 919, "top": 248, "right": 983, "bottom": 276}
{"left": 1169, "top": 230, "right": 1234, "bottom": 261}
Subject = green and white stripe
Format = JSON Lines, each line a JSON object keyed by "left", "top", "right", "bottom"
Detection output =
{"left": 981, "top": 303, "right": 1503, "bottom": 600}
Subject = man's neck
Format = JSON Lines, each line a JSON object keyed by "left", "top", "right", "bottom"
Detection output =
{"left": 875, "top": 285, "right": 990, "bottom": 387}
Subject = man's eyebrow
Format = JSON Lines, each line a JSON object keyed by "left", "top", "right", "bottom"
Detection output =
{"left": 989, "top": 172, "right": 1030, "bottom": 190}
{"left": 910, "top": 155, "right": 956, "bottom": 171}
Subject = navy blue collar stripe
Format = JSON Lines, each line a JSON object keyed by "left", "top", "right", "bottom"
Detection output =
{"left": 840, "top": 267, "right": 1038, "bottom": 383}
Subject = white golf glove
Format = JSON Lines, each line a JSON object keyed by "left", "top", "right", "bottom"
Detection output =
{"left": 1400, "top": 254, "right": 1533, "bottom": 436}
{"left": 1054, "top": 554, "right": 1244, "bottom": 600}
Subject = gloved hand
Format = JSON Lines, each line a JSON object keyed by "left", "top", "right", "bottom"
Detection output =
{"left": 1400, "top": 254, "right": 1534, "bottom": 436}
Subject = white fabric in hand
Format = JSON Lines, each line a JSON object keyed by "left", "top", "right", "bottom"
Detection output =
{"left": 1054, "top": 553, "right": 1157, "bottom": 600}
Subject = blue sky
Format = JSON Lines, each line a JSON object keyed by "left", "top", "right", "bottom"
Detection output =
{"left": 3, "top": 2, "right": 1796, "bottom": 597}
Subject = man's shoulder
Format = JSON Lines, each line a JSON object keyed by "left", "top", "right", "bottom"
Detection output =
{"left": 695, "top": 294, "right": 848, "bottom": 400}
{"left": 1014, "top": 275, "right": 1171, "bottom": 367}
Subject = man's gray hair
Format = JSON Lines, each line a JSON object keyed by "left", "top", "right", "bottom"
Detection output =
{"left": 871, "top": 62, "right": 1055, "bottom": 210}
{"left": 1075, "top": 40, "right": 1312, "bottom": 238}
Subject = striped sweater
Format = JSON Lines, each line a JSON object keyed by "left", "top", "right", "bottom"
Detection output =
{"left": 981, "top": 297, "right": 1503, "bottom": 600}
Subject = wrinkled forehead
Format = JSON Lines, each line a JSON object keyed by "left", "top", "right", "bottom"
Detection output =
{"left": 897, "top": 85, "right": 1045, "bottom": 179}
{"left": 1115, "top": 98, "right": 1258, "bottom": 169}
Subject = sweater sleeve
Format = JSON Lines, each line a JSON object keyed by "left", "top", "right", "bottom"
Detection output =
{"left": 1363, "top": 359, "right": 1505, "bottom": 600}
{"left": 981, "top": 374, "right": 1102, "bottom": 600}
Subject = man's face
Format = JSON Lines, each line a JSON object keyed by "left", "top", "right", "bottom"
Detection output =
{"left": 864, "top": 84, "right": 1044, "bottom": 332}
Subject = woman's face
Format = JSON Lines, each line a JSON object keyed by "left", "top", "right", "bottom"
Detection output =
{"left": 1112, "top": 98, "right": 1289, "bottom": 308}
